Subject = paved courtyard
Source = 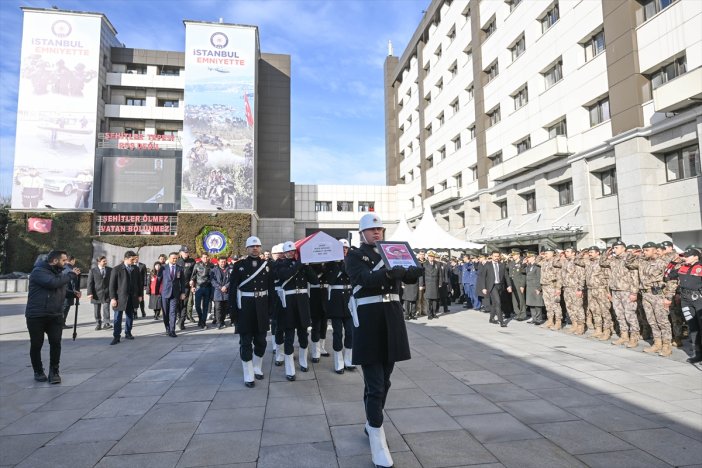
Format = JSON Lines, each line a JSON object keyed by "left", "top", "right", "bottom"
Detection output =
{"left": 1, "top": 294, "right": 701, "bottom": 468}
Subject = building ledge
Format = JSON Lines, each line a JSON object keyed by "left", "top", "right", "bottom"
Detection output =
{"left": 652, "top": 67, "right": 702, "bottom": 113}
{"left": 489, "top": 136, "right": 570, "bottom": 182}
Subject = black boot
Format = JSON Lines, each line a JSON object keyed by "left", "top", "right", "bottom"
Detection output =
{"left": 34, "top": 368, "right": 47, "bottom": 382}
{"left": 687, "top": 347, "right": 702, "bottom": 364}
{"left": 48, "top": 367, "right": 61, "bottom": 384}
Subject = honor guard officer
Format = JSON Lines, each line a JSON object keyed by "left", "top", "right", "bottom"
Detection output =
{"left": 274, "top": 241, "right": 318, "bottom": 381}
{"left": 345, "top": 214, "right": 423, "bottom": 468}
{"left": 323, "top": 239, "right": 355, "bottom": 374}
{"left": 668, "top": 247, "right": 702, "bottom": 363}
{"left": 270, "top": 243, "right": 285, "bottom": 360}
{"left": 309, "top": 263, "right": 329, "bottom": 364}
{"left": 229, "top": 236, "right": 274, "bottom": 388}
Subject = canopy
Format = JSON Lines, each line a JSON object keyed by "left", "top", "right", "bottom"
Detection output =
{"left": 386, "top": 214, "right": 414, "bottom": 242}
{"left": 410, "top": 208, "right": 484, "bottom": 250}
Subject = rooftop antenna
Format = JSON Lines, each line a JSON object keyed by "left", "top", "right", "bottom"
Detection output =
{"left": 388, "top": 40, "right": 394, "bottom": 56}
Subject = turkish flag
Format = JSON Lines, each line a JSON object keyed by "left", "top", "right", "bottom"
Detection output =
{"left": 28, "top": 218, "right": 52, "bottom": 233}
{"left": 244, "top": 93, "right": 254, "bottom": 128}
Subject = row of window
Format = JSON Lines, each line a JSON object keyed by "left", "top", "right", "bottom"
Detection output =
{"left": 125, "top": 98, "right": 180, "bottom": 108}
{"left": 122, "top": 65, "right": 181, "bottom": 76}
{"left": 314, "top": 201, "right": 375, "bottom": 213}
{"left": 121, "top": 128, "right": 179, "bottom": 136}
{"left": 488, "top": 95, "right": 609, "bottom": 131}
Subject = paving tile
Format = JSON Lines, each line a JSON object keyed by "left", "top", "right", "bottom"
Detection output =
{"left": 412, "top": 377, "right": 476, "bottom": 395}
{"left": 257, "top": 441, "right": 337, "bottom": 468}
{"left": 35, "top": 390, "right": 116, "bottom": 412}
{"left": 505, "top": 372, "right": 568, "bottom": 390}
{"left": 532, "top": 420, "right": 634, "bottom": 454}
{"left": 324, "top": 401, "right": 368, "bottom": 426}
{"left": 178, "top": 430, "right": 261, "bottom": 466}
{"left": 196, "top": 407, "right": 265, "bottom": 434}
{"left": 383, "top": 388, "right": 437, "bottom": 409}
{"left": 261, "top": 415, "right": 331, "bottom": 446}
{"left": 529, "top": 387, "right": 606, "bottom": 408}
{"left": 404, "top": 429, "right": 497, "bottom": 467}
{"left": 265, "top": 394, "right": 324, "bottom": 418}
{"left": 497, "top": 399, "right": 579, "bottom": 424}
{"left": 0, "top": 408, "right": 87, "bottom": 435}
{"left": 386, "top": 406, "right": 460, "bottom": 434}
{"left": 455, "top": 412, "right": 542, "bottom": 443}
{"left": 113, "top": 381, "right": 174, "bottom": 397}
{"left": 470, "top": 383, "right": 538, "bottom": 402}
{"left": 430, "top": 393, "right": 502, "bottom": 416}
{"left": 268, "top": 379, "right": 319, "bottom": 398}
{"left": 84, "top": 395, "right": 160, "bottom": 419}
{"left": 48, "top": 415, "right": 140, "bottom": 445}
{"left": 95, "top": 451, "right": 183, "bottom": 468}
{"left": 330, "top": 424, "right": 370, "bottom": 457}
{"left": 568, "top": 405, "right": 664, "bottom": 432}
{"left": 452, "top": 370, "right": 508, "bottom": 385}
{"left": 485, "top": 438, "right": 587, "bottom": 468}
{"left": 159, "top": 384, "right": 218, "bottom": 403}
{"left": 108, "top": 422, "right": 199, "bottom": 455}
{"left": 16, "top": 440, "right": 115, "bottom": 468}
{"left": 209, "top": 389, "right": 268, "bottom": 409}
{"left": 599, "top": 392, "right": 685, "bottom": 416}
{"left": 0, "top": 432, "right": 57, "bottom": 465}
{"left": 320, "top": 383, "right": 364, "bottom": 404}
{"left": 576, "top": 448, "right": 674, "bottom": 467}
{"left": 133, "top": 368, "right": 188, "bottom": 382}
{"left": 136, "top": 401, "right": 210, "bottom": 426}
{"left": 615, "top": 428, "right": 702, "bottom": 466}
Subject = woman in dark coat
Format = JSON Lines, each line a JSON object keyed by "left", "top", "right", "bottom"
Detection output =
{"left": 148, "top": 262, "right": 163, "bottom": 319}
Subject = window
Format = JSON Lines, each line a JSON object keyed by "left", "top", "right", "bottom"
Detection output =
{"left": 337, "top": 201, "right": 354, "bottom": 212}
{"left": 547, "top": 118, "right": 567, "bottom": 138}
{"left": 455, "top": 173, "right": 463, "bottom": 187}
{"left": 359, "top": 201, "right": 375, "bottom": 212}
{"left": 427, "top": 156, "right": 434, "bottom": 168}
{"left": 124, "top": 127, "right": 144, "bottom": 135}
{"left": 461, "top": 4, "right": 470, "bottom": 18}
{"left": 516, "top": 137, "right": 531, "bottom": 154}
{"left": 436, "top": 78, "right": 443, "bottom": 93}
{"left": 497, "top": 200, "right": 508, "bottom": 219}
{"left": 650, "top": 56, "right": 686, "bottom": 89}
{"left": 468, "top": 125, "right": 476, "bottom": 141}
{"left": 101, "top": 86, "right": 108, "bottom": 101}
{"left": 449, "top": 62, "right": 458, "bottom": 78}
{"left": 126, "top": 98, "right": 145, "bottom": 106}
{"left": 541, "top": 2, "right": 560, "bottom": 33}
{"left": 641, "top": 0, "right": 677, "bottom": 22}
{"left": 584, "top": 30, "right": 605, "bottom": 61}
{"left": 664, "top": 145, "right": 701, "bottom": 181}
{"left": 158, "top": 99, "right": 179, "bottom": 108}
{"left": 483, "top": 18, "right": 496, "bottom": 38}
{"left": 439, "top": 180, "right": 448, "bottom": 191}
{"left": 485, "top": 61, "right": 499, "bottom": 83}
{"left": 156, "top": 129, "right": 178, "bottom": 136}
{"left": 464, "top": 46, "right": 472, "bottom": 62}
{"left": 523, "top": 192, "right": 537, "bottom": 213}
{"left": 510, "top": 35, "right": 526, "bottom": 62}
{"left": 438, "top": 112, "right": 445, "bottom": 126}
{"left": 508, "top": 0, "right": 523, "bottom": 11}
{"left": 453, "top": 135, "right": 462, "bottom": 152}
{"left": 425, "top": 92, "right": 432, "bottom": 105}
{"left": 490, "top": 151, "right": 503, "bottom": 166}
{"left": 471, "top": 166, "right": 478, "bottom": 181}
{"left": 466, "top": 84, "right": 474, "bottom": 101}
{"left": 588, "top": 96, "right": 610, "bottom": 126}
{"left": 159, "top": 66, "right": 180, "bottom": 76}
{"left": 543, "top": 59, "right": 563, "bottom": 89}
{"left": 424, "top": 61, "right": 431, "bottom": 74}
{"left": 448, "top": 26, "right": 456, "bottom": 42}
{"left": 487, "top": 106, "right": 501, "bottom": 127}
{"left": 315, "top": 201, "right": 332, "bottom": 212}
{"left": 435, "top": 45, "right": 442, "bottom": 60}
{"left": 451, "top": 99, "right": 460, "bottom": 115}
{"left": 126, "top": 65, "right": 146, "bottom": 74}
{"left": 408, "top": 114, "right": 413, "bottom": 125}
{"left": 427, "top": 187, "right": 435, "bottom": 196}
{"left": 600, "top": 168, "right": 618, "bottom": 196}
{"left": 513, "top": 86, "right": 528, "bottom": 110}
{"left": 407, "top": 141, "right": 414, "bottom": 155}
{"left": 425, "top": 124, "right": 432, "bottom": 137}
{"left": 439, "top": 147, "right": 446, "bottom": 161}
{"left": 557, "top": 181, "right": 573, "bottom": 206}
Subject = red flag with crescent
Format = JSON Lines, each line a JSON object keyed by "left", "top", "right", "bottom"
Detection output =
{"left": 244, "top": 93, "right": 254, "bottom": 127}
{"left": 28, "top": 218, "right": 52, "bottom": 233}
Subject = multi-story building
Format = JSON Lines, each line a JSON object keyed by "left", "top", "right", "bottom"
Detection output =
{"left": 385, "top": 0, "right": 702, "bottom": 250}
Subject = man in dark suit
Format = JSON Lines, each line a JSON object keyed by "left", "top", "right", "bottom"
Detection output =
{"left": 87, "top": 255, "right": 112, "bottom": 330}
{"left": 135, "top": 255, "right": 148, "bottom": 318}
{"left": 109, "top": 251, "right": 142, "bottom": 345}
{"left": 157, "top": 252, "right": 186, "bottom": 337}
{"left": 477, "top": 250, "right": 508, "bottom": 327}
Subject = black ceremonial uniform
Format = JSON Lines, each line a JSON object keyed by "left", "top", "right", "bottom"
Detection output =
{"left": 324, "top": 260, "right": 353, "bottom": 352}
{"left": 229, "top": 255, "right": 273, "bottom": 362}
{"left": 309, "top": 264, "right": 328, "bottom": 348}
{"left": 668, "top": 260, "right": 702, "bottom": 362}
{"left": 274, "top": 257, "right": 317, "bottom": 355}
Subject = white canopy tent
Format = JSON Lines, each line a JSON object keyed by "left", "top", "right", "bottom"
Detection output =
{"left": 386, "top": 214, "right": 415, "bottom": 242}
{"left": 387, "top": 209, "right": 484, "bottom": 250}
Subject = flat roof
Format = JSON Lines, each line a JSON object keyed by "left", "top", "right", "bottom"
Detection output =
{"left": 20, "top": 6, "right": 118, "bottom": 36}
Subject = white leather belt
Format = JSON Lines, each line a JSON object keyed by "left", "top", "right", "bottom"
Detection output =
{"left": 284, "top": 288, "right": 308, "bottom": 295}
{"left": 308, "top": 284, "right": 327, "bottom": 289}
{"left": 237, "top": 290, "right": 268, "bottom": 308}
{"left": 328, "top": 284, "right": 352, "bottom": 300}
{"left": 356, "top": 294, "right": 400, "bottom": 306}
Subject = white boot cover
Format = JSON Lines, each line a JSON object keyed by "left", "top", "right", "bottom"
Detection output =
{"left": 367, "top": 424, "right": 393, "bottom": 468}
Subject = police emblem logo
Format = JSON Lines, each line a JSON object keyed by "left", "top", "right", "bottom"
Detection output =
{"left": 239, "top": 267, "right": 244, "bottom": 271}
{"left": 210, "top": 32, "right": 229, "bottom": 49}
{"left": 51, "top": 20, "right": 72, "bottom": 38}
{"left": 362, "top": 256, "right": 370, "bottom": 262}
{"left": 252, "top": 261, "right": 258, "bottom": 268}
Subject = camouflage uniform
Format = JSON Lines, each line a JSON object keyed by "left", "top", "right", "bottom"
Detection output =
{"left": 557, "top": 257, "right": 586, "bottom": 333}
{"left": 536, "top": 256, "right": 562, "bottom": 328}
{"left": 600, "top": 251, "right": 640, "bottom": 342}
{"left": 577, "top": 256, "right": 612, "bottom": 338}
{"left": 626, "top": 253, "right": 672, "bottom": 353}
{"left": 662, "top": 251, "right": 685, "bottom": 345}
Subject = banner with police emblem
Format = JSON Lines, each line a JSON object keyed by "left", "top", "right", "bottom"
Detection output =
{"left": 182, "top": 21, "right": 258, "bottom": 211}
{"left": 12, "top": 10, "right": 102, "bottom": 210}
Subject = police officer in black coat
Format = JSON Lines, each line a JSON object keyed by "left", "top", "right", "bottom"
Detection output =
{"left": 668, "top": 247, "right": 702, "bottom": 363}
{"left": 345, "top": 214, "right": 423, "bottom": 468}
{"left": 229, "top": 236, "right": 274, "bottom": 387}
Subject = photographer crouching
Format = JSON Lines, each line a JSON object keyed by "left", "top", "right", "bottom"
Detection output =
{"left": 25, "top": 250, "right": 81, "bottom": 384}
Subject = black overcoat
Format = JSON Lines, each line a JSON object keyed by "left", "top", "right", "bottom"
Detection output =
{"left": 423, "top": 261, "right": 441, "bottom": 299}
{"left": 274, "top": 258, "right": 317, "bottom": 329}
{"left": 525, "top": 263, "right": 545, "bottom": 307}
{"left": 229, "top": 256, "right": 273, "bottom": 334}
{"left": 323, "top": 261, "right": 352, "bottom": 319}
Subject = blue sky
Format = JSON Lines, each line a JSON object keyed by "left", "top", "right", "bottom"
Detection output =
{"left": 0, "top": 0, "right": 430, "bottom": 199}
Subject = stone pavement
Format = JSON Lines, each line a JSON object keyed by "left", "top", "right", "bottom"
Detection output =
{"left": 1, "top": 294, "right": 701, "bottom": 468}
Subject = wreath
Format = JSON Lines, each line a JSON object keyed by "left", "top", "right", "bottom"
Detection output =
{"left": 195, "top": 225, "right": 233, "bottom": 257}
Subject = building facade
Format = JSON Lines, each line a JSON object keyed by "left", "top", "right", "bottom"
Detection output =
{"left": 385, "top": 0, "right": 702, "bottom": 250}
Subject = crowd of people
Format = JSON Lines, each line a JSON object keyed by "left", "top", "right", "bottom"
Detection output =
{"left": 403, "top": 242, "right": 702, "bottom": 364}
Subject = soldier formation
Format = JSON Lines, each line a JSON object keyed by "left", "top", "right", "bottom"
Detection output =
{"left": 416, "top": 241, "right": 702, "bottom": 364}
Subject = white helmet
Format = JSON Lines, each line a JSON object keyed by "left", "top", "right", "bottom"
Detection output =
{"left": 271, "top": 243, "right": 284, "bottom": 254}
{"left": 245, "top": 236, "right": 262, "bottom": 248}
{"left": 283, "top": 241, "right": 296, "bottom": 252}
{"left": 339, "top": 238, "right": 350, "bottom": 248}
{"left": 359, "top": 213, "right": 384, "bottom": 231}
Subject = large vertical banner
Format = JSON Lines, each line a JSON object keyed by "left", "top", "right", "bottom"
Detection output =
{"left": 182, "top": 22, "right": 258, "bottom": 211}
{"left": 12, "top": 11, "right": 101, "bottom": 210}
